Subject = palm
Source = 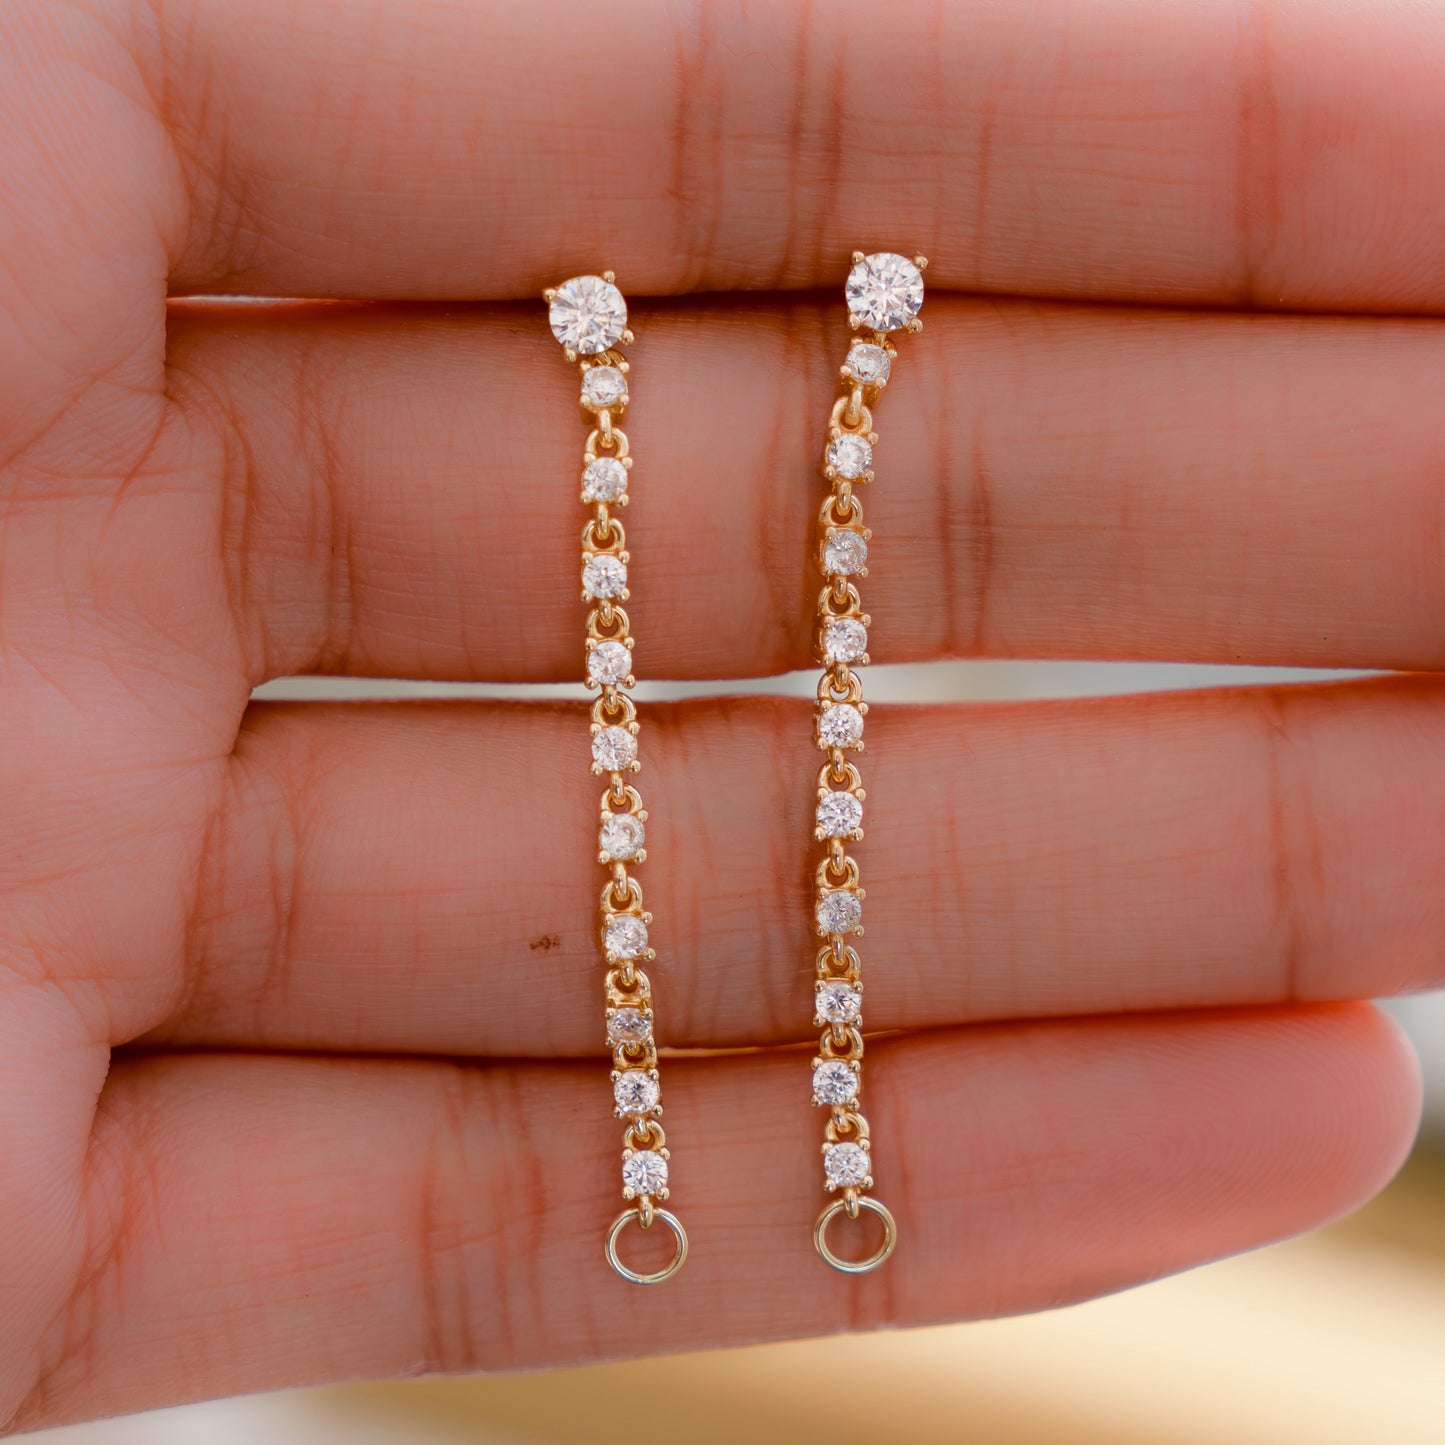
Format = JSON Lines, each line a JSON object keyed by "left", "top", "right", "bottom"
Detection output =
{"left": 4, "top": 0, "right": 1441, "bottom": 1428}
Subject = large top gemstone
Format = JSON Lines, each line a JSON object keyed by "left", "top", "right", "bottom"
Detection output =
{"left": 845, "top": 253, "right": 924, "bottom": 332}
{"left": 549, "top": 275, "right": 628, "bottom": 354}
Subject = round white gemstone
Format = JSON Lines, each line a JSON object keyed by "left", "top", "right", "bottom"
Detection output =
{"left": 583, "top": 553, "right": 627, "bottom": 599}
{"left": 613, "top": 1070, "right": 660, "bottom": 1114}
{"left": 608, "top": 1007, "right": 653, "bottom": 1044}
{"left": 818, "top": 703, "right": 864, "bottom": 748}
{"left": 845, "top": 253, "right": 925, "bottom": 332}
{"left": 844, "top": 344, "right": 891, "bottom": 385}
{"left": 816, "top": 981, "right": 862, "bottom": 1024}
{"left": 824, "top": 1141, "right": 871, "bottom": 1188}
{"left": 582, "top": 456, "right": 628, "bottom": 501}
{"left": 600, "top": 812, "right": 645, "bottom": 860}
{"left": 549, "top": 275, "right": 628, "bottom": 355}
{"left": 815, "top": 791, "right": 863, "bottom": 837}
{"left": 823, "top": 530, "right": 868, "bottom": 576}
{"left": 581, "top": 365, "right": 628, "bottom": 409}
{"left": 587, "top": 639, "right": 632, "bottom": 685}
{"left": 592, "top": 725, "right": 637, "bottom": 770}
{"left": 827, "top": 433, "right": 873, "bottom": 480}
{"left": 622, "top": 1149, "right": 669, "bottom": 1196}
{"left": 817, "top": 889, "right": 862, "bottom": 934}
{"left": 822, "top": 617, "right": 868, "bottom": 663}
{"left": 604, "top": 913, "right": 649, "bottom": 959}
{"left": 813, "top": 1060, "right": 859, "bottom": 1105}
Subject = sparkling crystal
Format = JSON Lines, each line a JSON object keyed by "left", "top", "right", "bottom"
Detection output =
{"left": 549, "top": 274, "right": 628, "bottom": 355}
{"left": 817, "top": 889, "right": 862, "bottom": 934}
{"left": 824, "top": 1141, "right": 870, "bottom": 1188}
{"left": 827, "top": 433, "right": 873, "bottom": 480}
{"left": 845, "top": 253, "right": 924, "bottom": 332}
{"left": 600, "top": 812, "right": 645, "bottom": 860}
{"left": 844, "top": 343, "right": 891, "bottom": 385}
{"left": 592, "top": 726, "right": 637, "bottom": 771}
{"left": 607, "top": 1007, "right": 653, "bottom": 1044}
{"left": 822, "top": 530, "right": 868, "bottom": 576}
{"left": 613, "top": 1070, "right": 660, "bottom": 1114}
{"left": 813, "top": 1060, "right": 859, "bottom": 1105}
{"left": 582, "top": 456, "right": 628, "bottom": 501}
{"left": 816, "top": 981, "right": 862, "bottom": 1025}
{"left": 604, "top": 913, "right": 649, "bottom": 959}
{"left": 587, "top": 639, "right": 632, "bottom": 686}
{"left": 815, "top": 790, "right": 863, "bottom": 837}
{"left": 822, "top": 617, "right": 867, "bottom": 664}
{"left": 581, "top": 365, "right": 628, "bottom": 409}
{"left": 818, "top": 703, "right": 864, "bottom": 748}
{"left": 582, "top": 553, "right": 627, "bottom": 599}
{"left": 622, "top": 1149, "right": 669, "bottom": 1196}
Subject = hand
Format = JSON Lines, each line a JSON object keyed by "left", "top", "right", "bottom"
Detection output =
{"left": 2, "top": 0, "right": 1439, "bottom": 1428}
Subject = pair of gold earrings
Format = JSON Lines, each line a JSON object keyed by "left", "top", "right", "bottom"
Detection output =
{"left": 543, "top": 253, "right": 927, "bottom": 1285}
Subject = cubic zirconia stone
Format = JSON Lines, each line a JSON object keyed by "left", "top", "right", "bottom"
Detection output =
{"left": 845, "top": 253, "right": 925, "bottom": 332}
{"left": 817, "top": 889, "right": 862, "bottom": 934}
{"left": 622, "top": 1149, "right": 669, "bottom": 1196}
{"left": 587, "top": 639, "right": 632, "bottom": 686}
{"left": 813, "top": 1060, "right": 859, "bottom": 1105}
{"left": 822, "top": 530, "right": 868, "bottom": 576}
{"left": 604, "top": 913, "right": 649, "bottom": 959}
{"left": 592, "top": 726, "right": 637, "bottom": 771}
{"left": 582, "top": 456, "right": 628, "bottom": 501}
{"left": 824, "top": 1141, "right": 870, "bottom": 1188}
{"left": 816, "top": 981, "right": 862, "bottom": 1025}
{"left": 581, "top": 365, "right": 628, "bottom": 409}
{"left": 582, "top": 553, "right": 627, "bottom": 599}
{"left": 822, "top": 617, "right": 868, "bottom": 663}
{"left": 815, "top": 790, "right": 863, "bottom": 837}
{"left": 613, "top": 1070, "right": 660, "bottom": 1114}
{"left": 827, "top": 433, "right": 873, "bottom": 480}
{"left": 600, "top": 812, "right": 645, "bottom": 860}
{"left": 818, "top": 703, "right": 864, "bottom": 748}
{"left": 549, "top": 275, "right": 628, "bottom": 355}
{"left": 844, "top": 343, "right": 891, "bottom": 385}
{"left": 607, "top": 1007, "right": 653, "bottom": 1044}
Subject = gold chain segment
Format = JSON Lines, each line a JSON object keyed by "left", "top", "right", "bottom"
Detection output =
{"left": 809, "top": 251, "right": 927, "bottom": 1274}
{"left": 544, "top": 273, "right": 686, "bottom": 1286}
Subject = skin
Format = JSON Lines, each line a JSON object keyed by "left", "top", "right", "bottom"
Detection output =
{"left": 0, "top": 0, "right": 1441, "bottom": 1428}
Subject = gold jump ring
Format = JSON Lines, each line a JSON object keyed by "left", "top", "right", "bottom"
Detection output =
{"left": 605, "top": 1206, "right": 689, "bottom": 1286}
{"left": 813, "top": 1196, "right": 897, "bottom": 1275}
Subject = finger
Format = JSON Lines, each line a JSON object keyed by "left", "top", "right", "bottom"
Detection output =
{"left": 14, "top": 1005, "right": 1418, "bottom": 1428}
{"left": 145, "top": 0, "right": 1445, "bottom": 310}
{"left": 162, "top": 677, "right": 1445, "bottom": 1057}
{"left": 167, "top": 298, "right": 1445, "bottom": 686}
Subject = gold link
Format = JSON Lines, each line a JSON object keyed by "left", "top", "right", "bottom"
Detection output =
{"left": 624, "top": 1118, "right": 666, "bottom": 1152}
{"left": 828, "top": 394, "right": 874, "bottom": 435}
{"left": 818, "top": 1024, "right": 865, "bottom": 1061}
{"left": 588, "top": 602, "right": 630, "bottom": 639}
{"left": 584, "top": 425, "right": 629, "bottom": 462}
{"left": 824, "top": 1108, "right": 871, "bottom": 1144}
{"left": 582, "top": 515, "right": 626, "bottom": 553}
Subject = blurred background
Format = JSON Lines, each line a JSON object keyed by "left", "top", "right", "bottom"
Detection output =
{"left": 36, "top": 661, "right": 1445, "bottom": 1444}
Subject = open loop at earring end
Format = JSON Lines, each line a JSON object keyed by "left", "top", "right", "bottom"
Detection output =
{"left": 814, "top": 1196, "right": 897, "bottom": 1274}
{"left": 606, "top": 1205, "right": 688, "bottom": 1286}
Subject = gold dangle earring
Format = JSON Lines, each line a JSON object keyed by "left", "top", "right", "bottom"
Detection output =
{"left": 544, "top": 273, "right": 687, "bottom": 1286}
{"left": 806, "top": 252, "right": 926, "bottom": 1274}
